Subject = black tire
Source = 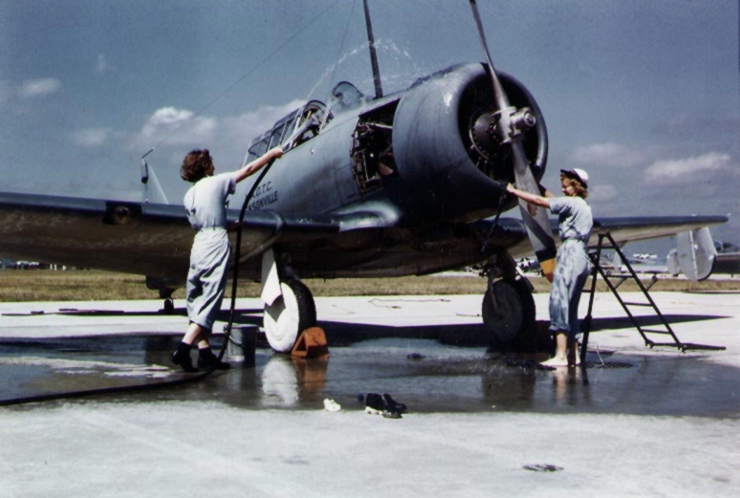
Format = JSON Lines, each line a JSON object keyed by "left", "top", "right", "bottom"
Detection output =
{"left": 481, "top": 278, "right": 536, "bottom": 350}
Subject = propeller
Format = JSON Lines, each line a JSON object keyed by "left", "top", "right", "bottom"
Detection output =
{"left": 468, "top": 0, "right": 557, "bottom": 281}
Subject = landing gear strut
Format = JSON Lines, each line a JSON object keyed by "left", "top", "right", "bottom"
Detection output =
{"left": 163, "top": 297, "right": 175, "bottom": 315}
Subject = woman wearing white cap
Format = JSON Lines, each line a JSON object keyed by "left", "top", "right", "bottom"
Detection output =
{"left": 507, "top": 168, "right": 592, "bottom": 367}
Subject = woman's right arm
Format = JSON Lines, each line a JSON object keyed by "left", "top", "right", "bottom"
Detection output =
{"left": 234, "top": 147, "right": 284, "bottom": 183}
{"left": 506, "top": 183, "right": 551, "bottom": 208}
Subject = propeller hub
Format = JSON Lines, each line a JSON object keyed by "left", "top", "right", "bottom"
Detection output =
{"left": 470, "top": 106, "right": 536, "bottom": 161}
{"left": 510, "top": 108, "right": 536, "bottom": 135}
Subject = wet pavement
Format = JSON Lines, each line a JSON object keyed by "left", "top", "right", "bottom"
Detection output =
{"left": 1, "top": 291, "right": 739, "bottom": 496}
{"left": 2, "top": 334, "right": 740, "bottom": 419}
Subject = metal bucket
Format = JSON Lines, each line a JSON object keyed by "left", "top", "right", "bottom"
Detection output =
{"left": 225, "top": 325, "right": 259, "bottom": 366}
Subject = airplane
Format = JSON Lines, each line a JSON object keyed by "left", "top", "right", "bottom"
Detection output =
{"left": 665, "top": 232, "right": 740, "bottom": 279}
{"left": 632, "top": 253, "right": 658, "bottom": 261}
{"left": 0, "top": 1, "right": 728, "bottom": 353}
{"left": 712, "top": 241, "right": 740, "bottom": 276}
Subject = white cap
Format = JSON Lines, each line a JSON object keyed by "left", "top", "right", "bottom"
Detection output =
{"left": 560, "top": 168, "right": 589, "bottom": 188}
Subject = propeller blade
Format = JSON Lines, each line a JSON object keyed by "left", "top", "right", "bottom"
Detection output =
{"left": 512, "top": 146, "right": 557, "bottom": 281}
{"left": 468, "top": 0, "right": 557, "bottom": 281}
{"left": 468, "top": 0, "right": 506, "bottom": 106}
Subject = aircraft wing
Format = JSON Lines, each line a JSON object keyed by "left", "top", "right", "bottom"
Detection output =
{"left": 0, "top": 191, "right": 388, "bottom": 281}
{"left": 0, "top": 191, "right": 729, "bottom": 281}
{"left": 590, "top": 215, "right": 729, "bottom": 246}
{"left": 502, "top": 214, "right": 728, "bottom": 260}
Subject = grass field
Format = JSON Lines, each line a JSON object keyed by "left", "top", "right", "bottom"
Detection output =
{"left": 1, "top": 269, "right": 738, "bottom": 302}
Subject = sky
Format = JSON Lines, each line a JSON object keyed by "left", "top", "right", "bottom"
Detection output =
{"left": 1, "top": 0, "right": 738, "bottom": 253}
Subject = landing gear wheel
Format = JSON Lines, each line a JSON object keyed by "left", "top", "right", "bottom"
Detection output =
{"left": 263, "top": 279, "right": 317, "bottom": 353}
{"left": 481, "top": 278, "right": 536, "bottom": 350}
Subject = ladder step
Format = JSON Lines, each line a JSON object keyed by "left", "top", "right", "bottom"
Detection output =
{"left": 623, "top": 302, "right": 652, "bottom": 307}
{"left": 604, "top": 273, "right": 632, "bottom": 279}
{"left": 642, "top": 329, "right": 672, "bottom": 335}
{"left": 680, "top": 343, "right": 727, "bottom": 351}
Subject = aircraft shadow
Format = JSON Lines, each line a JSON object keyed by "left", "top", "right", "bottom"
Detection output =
{"left": 0, "top": 310, "right": 727, "bottom": 352}
{"left": 586, "top": 313, "right": 730, "bottom": 332}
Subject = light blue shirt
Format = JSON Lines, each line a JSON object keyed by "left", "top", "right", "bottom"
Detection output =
{"left": 549, "top": 196, "right": 592, "bottom": 244}
{"left": 183, "top": 173, "right": 237, "bottom": 231}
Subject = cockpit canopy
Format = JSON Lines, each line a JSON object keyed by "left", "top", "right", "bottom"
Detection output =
{"left": 244, "top": 100, "right": 332, "bottom": 164}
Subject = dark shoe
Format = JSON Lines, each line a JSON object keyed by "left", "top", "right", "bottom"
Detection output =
{"left": 364, "top": 393, "right": 386, "bottom": 415}
{"left": 382, "top": 409, "right": 402, "bottom": 419}
{"left": 197, "top": 348, "right": 231, "bottom": 371}
{"left": 171, "top": 349, "right": 199, "bottom": 373}
{"left": 383, "top": 393, "right": 407, "bottom": 413}
{"left": 365, "top": 393, "right": 402, "bottom": 419}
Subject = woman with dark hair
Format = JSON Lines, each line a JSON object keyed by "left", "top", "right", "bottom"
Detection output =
{"left": 507, "top": 168, "right": 592, "bottom": 367}
{"left": 171, "top": 146, "right": 284, "bottom": 372}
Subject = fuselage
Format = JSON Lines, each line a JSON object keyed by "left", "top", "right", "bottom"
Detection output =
{"left": 234, "top": 62, "right": 547, "bottom": 278}
{"left": 243, "top": 64, "right": 546, "bottom": 226}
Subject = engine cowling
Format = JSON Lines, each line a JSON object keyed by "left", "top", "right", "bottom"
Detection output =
{"left": 392, "top": 63, "right": 547, "bottom": 224}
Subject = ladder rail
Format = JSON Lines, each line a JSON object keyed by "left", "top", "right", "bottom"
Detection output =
{"left": 580, "top": 234, "right": 603, "bottom": 358}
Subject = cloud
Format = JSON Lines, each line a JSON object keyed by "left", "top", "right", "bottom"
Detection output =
{"left": 72, "top": 128, "right": 112, "bottom": 147}
{"left": 569, "top": 142, "right": 652, "bottom": 169}
{"left": 644, "top": 152, "right": 735, "bottom": 185}
{"left": 18, "top": 78, "right": 62, "bottom": 99}
{"left": 132, "top": 107, "right": 217, "bottom": 149}
{"left": 220, "top": 99, "right": 304, "bottom": 147}
{"left": 588, "top": 184, "right": 618, "bottom": 202}
{"left": 129, "top": 99, "right": 305, "bottom": 168}
{"left": 96, "top": 54, "right": 116, "bottom": 74}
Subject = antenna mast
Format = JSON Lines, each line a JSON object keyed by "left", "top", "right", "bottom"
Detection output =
{"left": 363, "top": 0, "right": 383, "bottom": 98}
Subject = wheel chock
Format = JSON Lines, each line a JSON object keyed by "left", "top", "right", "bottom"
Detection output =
{"left": 291, "top": 327, "right": 329, "bottom": 358}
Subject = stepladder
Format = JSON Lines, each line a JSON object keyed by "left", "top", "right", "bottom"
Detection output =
{"left": 580, "top": 232, "right": 725, "bottom": 364}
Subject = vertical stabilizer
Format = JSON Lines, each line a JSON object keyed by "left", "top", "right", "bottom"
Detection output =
{"left": 141, "top": 159, "right": 170, "bottom": 205}
{"left": 674, "top": 227, "right": 717, "bottom": 281}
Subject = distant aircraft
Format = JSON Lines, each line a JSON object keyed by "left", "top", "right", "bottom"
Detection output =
{"left": 713, "top": 242, "right": 740, "bottom": 276}
{"left": 632, "top": 253, "right": 658, "bottom": 260}
{"left": 0, "top": 1, "right": 727, "bottom": 352}
{"left": 666, "top": 233, "right": 740, "bottom": 278}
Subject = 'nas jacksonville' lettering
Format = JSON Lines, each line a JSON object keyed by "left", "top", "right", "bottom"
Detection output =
{"left": 248, "top": 181, "right": 279, "bottom": 211}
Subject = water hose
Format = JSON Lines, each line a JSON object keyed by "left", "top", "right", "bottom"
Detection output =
{"left": 217, "top": 153, "right": 281, "bottom": 363}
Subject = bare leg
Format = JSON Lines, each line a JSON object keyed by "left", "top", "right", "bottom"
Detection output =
{"left": 541, "top": 331, "right": 569, "bottom": 367}
{"left": 183, "top": 322, "right": 207, "bottom": 346}
{"left": 568, "top": 340, "right": 581, "bottom": 366}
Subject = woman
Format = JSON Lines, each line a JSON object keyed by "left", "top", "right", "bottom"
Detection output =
{"left": 507, "top": 168, "right": 592, "bottom": 367}
{"left": 171, "top": 146, "right": 284, "bottom": 372}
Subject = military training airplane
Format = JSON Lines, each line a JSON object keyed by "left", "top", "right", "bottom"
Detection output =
{"left": 0, "top": 1, "right": 728, "bottom": 353}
